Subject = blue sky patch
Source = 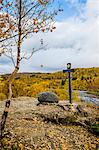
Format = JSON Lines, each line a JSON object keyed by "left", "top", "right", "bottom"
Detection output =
{"left": 57, "top": 0, "right": 87, "bottom": 21}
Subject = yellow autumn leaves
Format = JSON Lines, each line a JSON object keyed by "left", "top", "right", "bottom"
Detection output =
{"left": 38, "top": 0, "right": 48, "bottom": 6}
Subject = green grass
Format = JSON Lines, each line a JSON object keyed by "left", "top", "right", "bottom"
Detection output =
{"left": 90, "top": 124, "right": 99, "bottom": 135}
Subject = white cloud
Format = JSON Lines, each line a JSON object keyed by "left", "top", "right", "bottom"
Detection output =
{"left": 0, "top": 0, "right": 99, "bottom": 73}
{"left": 86, "top": 0, "right": 99, "bottom": 18}
{"left": 19, "top": 19, "right": 99, "bottom": 72}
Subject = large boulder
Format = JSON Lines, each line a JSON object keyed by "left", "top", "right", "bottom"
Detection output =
{"left": 38, "top": 91, "right": 59, "bottom": 103}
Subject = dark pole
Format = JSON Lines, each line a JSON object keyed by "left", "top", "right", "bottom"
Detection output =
{"left": 67, "top": 63, "right": 72, "bottom": 104}
{"left": 68, "top": 71, "right": 72, "bottom": 103}
{"left": 63, "top": 63, "right": 73, "bottom": 104}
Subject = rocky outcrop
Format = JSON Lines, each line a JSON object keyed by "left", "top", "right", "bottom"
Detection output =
{"left": 38, "top": 91, "right": 59, "bottom": 103}
{"left": 0, "top": 97, "right": 98, "bottom": 150}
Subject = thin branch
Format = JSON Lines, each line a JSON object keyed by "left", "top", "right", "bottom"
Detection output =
{"left": 20, "top": 44, "right": 48, "bottom": 61}
{"left": 4, "top": 53, "right": 16, "bottom": 67}
{"left": 0, "top": 33, "right": 18, "bottom": 43}
{"left": 21, "top": 2, "right": 40, "bottom": 20}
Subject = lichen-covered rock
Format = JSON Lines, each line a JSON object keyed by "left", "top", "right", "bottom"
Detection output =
{"left": 38, "top": 91, "right": 59, "bottom": 103}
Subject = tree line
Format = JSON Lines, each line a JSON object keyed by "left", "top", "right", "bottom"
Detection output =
{"left": 0, "top": 67, "right": 99, "bottom": 101}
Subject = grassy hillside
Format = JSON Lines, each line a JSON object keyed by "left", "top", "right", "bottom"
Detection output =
{"left": 0, "top": 67, "right": 99, "bottom": 101}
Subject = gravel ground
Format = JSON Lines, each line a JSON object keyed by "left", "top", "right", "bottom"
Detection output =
{"left": 0, "top": 97, "right": 99, "bottom": 150}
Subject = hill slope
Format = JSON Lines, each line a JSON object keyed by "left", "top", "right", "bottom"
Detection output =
{"left": 0, "top": 67, "right": 99, "bottom": 100}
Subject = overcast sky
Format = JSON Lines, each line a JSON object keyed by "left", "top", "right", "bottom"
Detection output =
{"left": 0, "top": 0, "right": 99, "bottom": 74}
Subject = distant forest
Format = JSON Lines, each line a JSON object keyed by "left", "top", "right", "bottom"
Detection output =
{"left": 0, "top": 67, "right": 99, "bottom": 101}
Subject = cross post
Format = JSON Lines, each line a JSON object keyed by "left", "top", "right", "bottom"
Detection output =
{"left": 63, "top": 63, "right": 74, "bottom": 104}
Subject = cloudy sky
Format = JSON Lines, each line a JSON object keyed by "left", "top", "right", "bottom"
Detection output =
{"left": 0, "top": 0, "right": 99, "bottom": 73}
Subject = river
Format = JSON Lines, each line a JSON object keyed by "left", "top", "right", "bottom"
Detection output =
{"left": 79, "top": 91, "right": 99, "bottom": 106}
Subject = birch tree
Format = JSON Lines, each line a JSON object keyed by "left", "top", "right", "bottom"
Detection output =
{"left": 0, "top": 0, "right": 62, "bottom": 99}
{"left": 0, "top": 0, "right": 63, "bottom": 142}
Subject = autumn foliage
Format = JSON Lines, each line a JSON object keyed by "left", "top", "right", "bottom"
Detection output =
{"left": 0, "top": 67, "right": 99, "bottom": 101}
{"left": 0, "top": 13, "right": 15, "bottom": 38}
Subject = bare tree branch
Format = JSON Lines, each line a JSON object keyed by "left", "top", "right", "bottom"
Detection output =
{"left": 20, "top": 44, "right": 48, "bottom": 61}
